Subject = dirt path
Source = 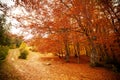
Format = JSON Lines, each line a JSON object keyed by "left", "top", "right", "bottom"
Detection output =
{"left": 0, "top": 49, "right": 120, "bottom": 80}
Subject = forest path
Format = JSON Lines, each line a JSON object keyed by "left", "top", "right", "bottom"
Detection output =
{"left": 0, "top": 49, "right": 120, "bottom": 80}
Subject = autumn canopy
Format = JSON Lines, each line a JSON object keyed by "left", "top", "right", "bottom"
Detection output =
{"left": 0, "top": 0, "right": 120, "bottom": 66}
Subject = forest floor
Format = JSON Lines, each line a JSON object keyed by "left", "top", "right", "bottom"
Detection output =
{"left": 0, "top": 49, "right": 120, "bottom": 80}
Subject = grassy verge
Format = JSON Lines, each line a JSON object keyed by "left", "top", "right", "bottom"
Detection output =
{"left": 0, "top": 46, "right": 9, "bottom": 65}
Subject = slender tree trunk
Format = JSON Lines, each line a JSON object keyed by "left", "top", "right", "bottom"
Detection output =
{"left": 76, "top": 42, "right": 80, "bottom": 64}
{"left": 87, "top": 37, "right": 98, "bottom": 66}
{"left": 74, "top": 44, "right": 78, "bottom": 58}
{"left": 64, "top": 41, "right": 70, "bottom": 62}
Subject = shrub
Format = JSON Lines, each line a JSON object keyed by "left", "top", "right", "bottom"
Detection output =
{"left": 19, "top": 49, "right": 29, "bottom": 59}
{"left": 19, "top": 42, "right": 27, "bottom": 50}
{"left": 0, "top": 46, "right": 9, "bottom": 64}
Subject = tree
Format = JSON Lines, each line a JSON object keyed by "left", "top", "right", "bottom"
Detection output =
{"left": 12, "top": 0, "right": 120, "bottom": 66}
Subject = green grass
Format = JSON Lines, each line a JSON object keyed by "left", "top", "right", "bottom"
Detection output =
{"left": 0, "top": 46, "right": 9, "bottom": 64}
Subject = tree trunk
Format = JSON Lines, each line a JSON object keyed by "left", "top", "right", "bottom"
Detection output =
{"left": 64, "top": 41, "right": 70, "bottom": 62}
{"left": 76, "top": 42, "right": 80, "bottom": 64}
{"left": 88, "top": 38, "right": 98, "bottom": 66}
